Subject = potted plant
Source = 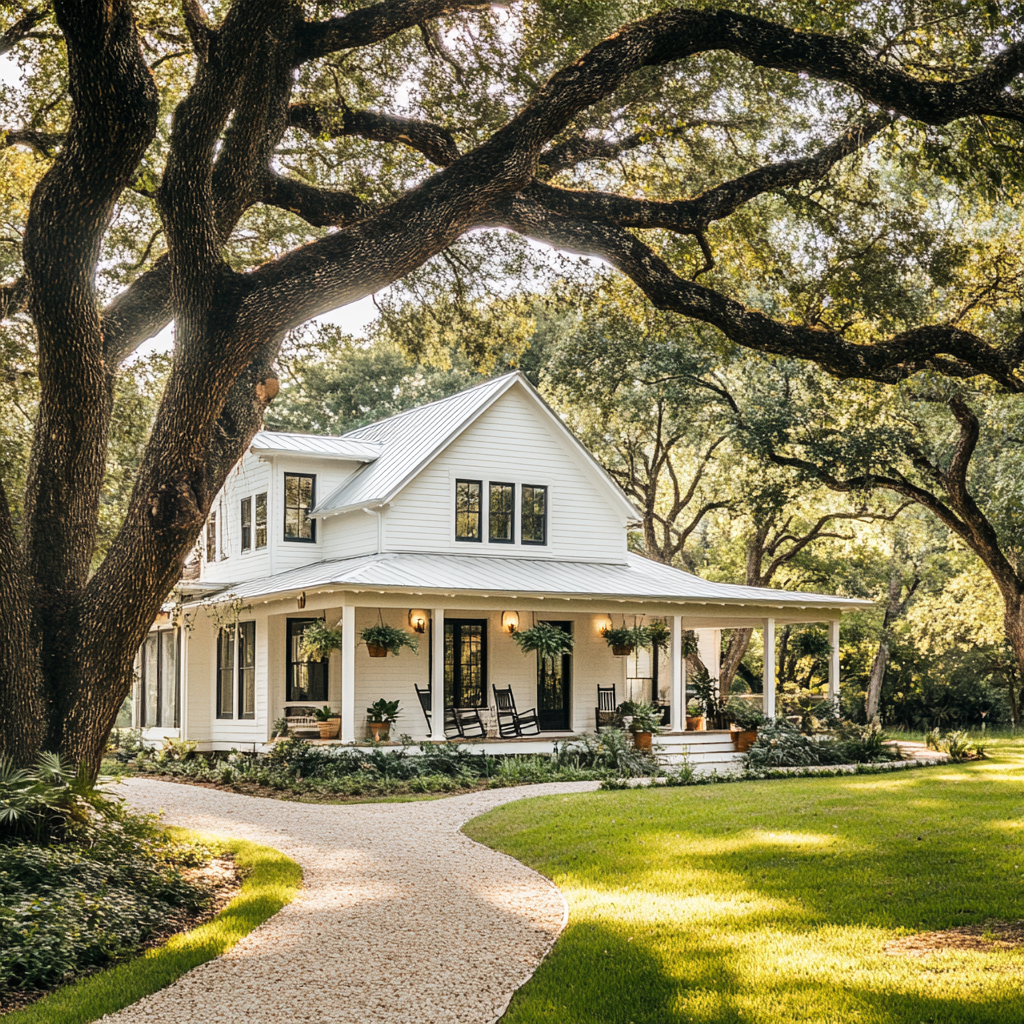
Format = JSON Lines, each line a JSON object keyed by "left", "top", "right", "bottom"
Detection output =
{"left": 366, "top": 699, "right": 400, "bottom": 742}
{"left": 360, "top": 623, "right": 420, "bottom": 657}
{"left": 689, "top": 668, "right": 728, "bottom": 728}
{"left": 601, "top": 625, "right": 644, "bottom": 657}
{"left": 298, "top": 619, "right": 344, "bottom": 661}
{"left": 511, "top": 622, "right": 575, "bottom": 659}
{"left": 726, "top": 699, "right": 766, "bottom": 752}
{"left": 271, "top": 717, "right": 289, "bottom": 740}
{"left": 685, "top": 699, "right": 705, "bottom": 732}
{"left": 313, "top": 705, "right": 341, "bottom": 739}
{"left": 618, "top": 699, "right": 662, "bottom": 752}
{"left": 643, "top": 620, "right": 671, "bottom": 652}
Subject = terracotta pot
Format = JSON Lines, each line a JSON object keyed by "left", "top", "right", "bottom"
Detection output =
{"left": 731, "top": 727, "right": 758, "bottom": 752}
{"left": 368, "top": 721, "right": 391, "bottom": 743}
{"left": 685, "top": 715, "right": 705, "bottom": 732}
{"left": 632, "top": 730, "right": 653, "bottom": 753}
{"left": 318, "top": 717, "right": 341, "bottom": 740}
{"left": 611, "top": 644, "right": 634, "bottom": 657}
{"left": 367, "top": 644, "right": 389, "bottom": 658}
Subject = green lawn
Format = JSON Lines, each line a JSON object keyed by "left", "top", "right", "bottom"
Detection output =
{"left": 465, "top": 738, "right": 1024, "bottom": 1024}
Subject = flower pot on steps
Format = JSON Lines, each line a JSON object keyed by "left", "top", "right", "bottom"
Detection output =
{"left": 731, "top": 727, "right": 758, "bottom": 752}
{"left": 632, "top": 730, "right": 653, "bottom": 753}
{"left": 685, "top": 715, "right": 705, "bottom": 731}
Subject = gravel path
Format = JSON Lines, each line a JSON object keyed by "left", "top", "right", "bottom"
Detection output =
{"left": 104, "top": 779, "right": 600, "bottom": 1024}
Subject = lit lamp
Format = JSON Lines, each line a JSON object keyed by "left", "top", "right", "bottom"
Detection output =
{"left": 501, "top": 610, "right": 520, "bottom": 634}
{"left": 596, "top": 613, "right": 612, "bottom": 635}
{"left": 408, "top": 609, "right": 427, "bottom": 634}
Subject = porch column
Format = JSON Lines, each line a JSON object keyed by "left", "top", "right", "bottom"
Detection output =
{"left": 670, "top": 614, "right": 683, "bottom": 732}
{"left": 828, "top": 619, "right": 840, "bottom": 703}
{"left": 430, "top": 608, "right": 445, "bottom": 741}
{"left": 341, "top": 605, "right": 356, "bottom": 743}
{"left": 763, "top": 617, "right": 776, "bottom": 719}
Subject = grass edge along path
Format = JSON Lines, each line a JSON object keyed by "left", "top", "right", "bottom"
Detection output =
{"left": 4, "top": 831, "right": 302, "bottom": 1024}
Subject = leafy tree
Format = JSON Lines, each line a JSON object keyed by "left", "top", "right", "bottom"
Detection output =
{"left": 1, "top": 0, "right": 1023, "bottom": 772}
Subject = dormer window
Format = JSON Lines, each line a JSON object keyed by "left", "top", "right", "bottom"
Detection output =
{"left": 455, "top": 480, "right": 482, "bottom": 541}
{"left": 522, "top": 485, "right": 547, "bottom": 545}
{"left": 284, "top": 474, "right": 316, "bottom": 542}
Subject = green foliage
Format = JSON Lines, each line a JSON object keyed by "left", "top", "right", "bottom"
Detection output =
{"left": 553, "top": 729, "right": 659, "bottom": 778}
{"left": 600, "top": 625, "right": 644, "bottom": 651}
{"left": 616, "top": 700, "right": 663, "bottom": 734}
{"left": 725, "top": 698, "right": 766, "bottom": 731}
{"left": 926, "top": 728, "right": 988, "bottom": 762}
{"left": 297, "top": 620, "right": 344, "bottom": 662}
{"left": 311, "top": 706, "right": 339, "bottom": 723}
{"left": 511, "top": 622, "right": 575, "bottom": 659}
{"left": 359, "top": 624, "right": 419, "bottom": 656}
{"left": 366, "top": 699, "right": 400, "bottom": 724}
{"left": 743, "top": 720, "right": 901, "bottom": 770}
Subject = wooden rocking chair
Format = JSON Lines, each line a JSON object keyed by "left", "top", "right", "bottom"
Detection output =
{"left": 492, "top": 685, "right": 541, "bottom": 738}
{"left": 595, "top": 685, "right": 617, "bottom": 730}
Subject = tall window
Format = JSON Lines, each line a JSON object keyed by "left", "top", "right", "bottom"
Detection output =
{"left": 443, "top": 620, "right": 487, "bottom": 707}
{"left": 255, "top": 491, "right": 267, "bottom": 548}
{"left": 489, "top": 483, "right": 514, "bottom": 543}
{"left": 522, "top": 485, "right": 548, "bottom": 545}
{"left": 205, "top": 511, "right": 217, "bottom": 561}
{"left": 217, "top": 626, "right": 234, "bottom": 719}
{"left": 284, "top": 474, "right": 316, "bottom": 542}
{"left": 238, "top": 621, "right": 256, "bottom": 719}
{"left": 240, "top": 497, "right": 251, "bottom": 551}
{"left": 140, "top": 629, "right": 178, "bottom": 728}
{"left": 455, "top": 479, "right": 482, "bottom": 541}
{"left": 287, "top": 619, "right": 328, "bottom": 702}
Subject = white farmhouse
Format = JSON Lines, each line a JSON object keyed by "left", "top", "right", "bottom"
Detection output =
{"left": 137, "top": 372, "right": 867, "bottom": 768}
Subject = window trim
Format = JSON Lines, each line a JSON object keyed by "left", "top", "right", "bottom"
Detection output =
{"left": 286, "top": 618, "right": 329, "bottom": 703}
{"left": 205, "top": 510, "right": 217, "bottom": 561}
{"left": 240, "top": 497, "right": 252, "bottom": 552}
{"left": 521, "top": 484, "right": 548, "bottom": 546}
{"left": 237, "top": 620, "right": 256, "bottom": 720}
{"left": 139, "top": 628, "right": 179, "bottom": 729}
{"left": 283, "top": 473, "right": 317, "bottom": 544}
{"left": 255, "top": 491, "right": 268, "bottom": 549}
{"left": 454, "top": 478, "right": 483, "bottom": 543}
{"left": 488, "top": 482, "right": 515, "bottom": 544}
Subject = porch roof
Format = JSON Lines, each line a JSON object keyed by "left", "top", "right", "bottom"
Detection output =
{"left": 186, "top": 550, "right": 872, "bottom": 613}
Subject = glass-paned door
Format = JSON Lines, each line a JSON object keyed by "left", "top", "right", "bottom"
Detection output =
{"left": 443, "top": 619, "right": 487, "bottom": 707}
{"left": 537, "top": 621, "right": 572, "bottom": 731}
{"left": 287, "top": 619, "right": 328, "bottom": 703}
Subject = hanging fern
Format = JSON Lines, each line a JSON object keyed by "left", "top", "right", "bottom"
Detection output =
{"left": 298, "top": 620, "right": 344, "bottom": 661}
{"left": 511, "top": 622, "right": 575, "bottom": 659}
{"left": 359, "top": 623, "right": 419, "bottom": 655}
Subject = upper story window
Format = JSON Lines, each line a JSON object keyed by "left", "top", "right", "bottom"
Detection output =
{"left": 284, "top": 474, "right": 316, "bottom": 542}
{"left": 240, "top": 491, "right": 268, "bottom": 552}
{"left": 522, "top": 485, "right": 547, "bottom": 545}
{"left": 205, "top": 511, "right": 217, "bottom": 561}
{"left": 455, "top": 479, "right": 482, "bottom": 542}
{"left": 489, "top": 482, "right": 514, "bottom": 543}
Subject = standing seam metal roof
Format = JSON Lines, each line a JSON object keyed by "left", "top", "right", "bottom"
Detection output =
{"left": 250, "top": 431, "right": 382, "bottom": 461}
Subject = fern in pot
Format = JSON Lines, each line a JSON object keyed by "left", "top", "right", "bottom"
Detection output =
{"left": 617, "top": 699, "right": 663, "bottom": 752}
{"left": 601, "top": 625, "right": 646, "bottom": 657}
{"left": 510, "top": 622, "right": 575, "bottom": 659}
{"left": 360, "top": 623, "right": 419, "bottom": 657}
{"left": 298, "top": 620, "right": 344, "bottom": 662}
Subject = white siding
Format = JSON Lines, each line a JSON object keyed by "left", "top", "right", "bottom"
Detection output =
{"left": 320, "top": 508, "right": 381, "bottom": 560}
{"left": 384, "top": 388, "right": 628, "bottom": 562}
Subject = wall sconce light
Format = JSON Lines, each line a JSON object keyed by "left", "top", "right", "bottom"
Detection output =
{"left": 409, "top": 609, "right": 427, "bottom": 634}
{"left": 596, "top": 613, "right": 612, "bottom": 635}
{"left": 501, "top": 610, "right": 520, "bottom": 634}
{"left": 297, "top": 591, "right": 306, "bottom": 610}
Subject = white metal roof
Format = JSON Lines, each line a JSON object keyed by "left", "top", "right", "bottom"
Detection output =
{"left": 197, "top": 550, "right": 871, "bottom": 612}
{"left": 250, "top": 431, "right": 381, "bottom": 461}
{"left": 310, "top": 372, "right": 638, "bottom": 520}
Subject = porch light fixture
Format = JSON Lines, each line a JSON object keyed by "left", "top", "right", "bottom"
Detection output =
{"left": 596, "top": 614, "right": 613, "bottom": 634}
{"left": 408, "top": 609, "right": 427, "bottom": 633}
{"left": 501, "top": 610, "right": 520, "bottom": 634}
{"left": 297, "top": 591, "right": 306, "bottom": 609}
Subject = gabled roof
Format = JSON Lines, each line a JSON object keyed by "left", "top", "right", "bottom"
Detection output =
{"left": 311, "top": 372, "right": 638, "bottom": 519}
{"left": 250, "top": 430, "right": 381, "bottom": 462}
{"left": 195, "top": 550, "right": 872, "bottom": 613}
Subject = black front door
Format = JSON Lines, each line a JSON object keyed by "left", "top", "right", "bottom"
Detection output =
{"left": 537, "top": 621, "right": 572, "bottom": 731}
{"left": 444, "top": 619, "right": 487, "bottom": 707}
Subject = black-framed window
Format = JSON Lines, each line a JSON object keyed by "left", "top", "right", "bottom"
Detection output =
{"left": 255, "top": 491, "right": 267, "bottom": 548}
{"left": 238, "top": 621, "right": 256, "bottom": 719}
{"left": 522, "top": 485, "right": 547, "bottom": 545}
{"left": 489, "top": 482, "right": 514, "bottom": 543}
{"left": 217, "top": 626, "right": 234, "bottom": 719}
{"left": 140, "top": 629, "right": 179, "bottom": 729}
{"left": 287, "top": 618, "right": 328, "bottom": 702}
{"left": 455, "top": 479, "right": 482, "bottom": 541}
{"left": 240, "top": 498, "right": 251, "bottom": 551}
{"left": 443, "top": 619, "right": 487, "bottom": 707}
{"left": 206, "top": 511, "right": 217, "bottom": 561}
{"left": 284, "top": 474, "right": 316, "bottom": 542}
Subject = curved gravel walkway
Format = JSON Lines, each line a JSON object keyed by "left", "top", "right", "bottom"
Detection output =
{"left": 105, "top": 779, "right": 600, "bottom": 1024}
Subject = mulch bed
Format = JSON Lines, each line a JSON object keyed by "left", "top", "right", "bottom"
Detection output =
{"left": 885, "top": 921, "right": 1024, "bottom": 958}
{"left": 0, "top": 855, "right": 241, "bottom": 1017}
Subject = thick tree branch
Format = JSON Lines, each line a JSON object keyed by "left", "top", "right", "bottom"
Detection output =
{"left": 2, "top": 128, "right": 64, "bottom": 157}
{"left": 0, "top": 4, "right": 50, "bottom": 57}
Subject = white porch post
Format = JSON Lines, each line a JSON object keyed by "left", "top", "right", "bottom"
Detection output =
{"left": 670, "top": 614, "right": 683, "bottom": 732}
{"left": 828, "top": 618, "right": 840, "bottom": 703}
{"left": 430, "top": 608, "right": 446, "bottom": 741}
{"left": 763, "top": 617, "right": 776, "bottom": 719}
{"left": 341, "top": 604, "right": 356, "bottom": 743}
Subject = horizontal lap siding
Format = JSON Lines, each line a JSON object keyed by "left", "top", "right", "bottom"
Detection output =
{"left": 320, "top": 509, "right": 380, "bottom": 560}
{"left": 384, "top": 389, "right": 627, "bottom": 562}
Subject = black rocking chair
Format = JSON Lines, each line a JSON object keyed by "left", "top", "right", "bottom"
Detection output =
{"left": 492, "top": 685, "right": 541, "bottom": 738}
{"left": 414, "top": 685, "right": 488, "bottom": 739}
{"left": 595, "top": 684, "right": 617, "bottom": 730}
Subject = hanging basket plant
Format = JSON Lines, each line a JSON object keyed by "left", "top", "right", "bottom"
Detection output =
{"left": 360, "top": 623, "right": 419, "bottom": 657}
{"left": 511, "top": 622, "right": 575, "bottom": 660}
{"left": 642, "top": 621, "right": 671, "bottom": 652}
{"left": 298, "top": 620, "right": 344, "bottom": 662}
{"left": 601, "top": 625, "right": 646, "bottom": 657}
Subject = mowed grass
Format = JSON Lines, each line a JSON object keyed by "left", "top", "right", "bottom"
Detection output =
{"left": 4, "top": 832, "right": 302, "bottom": 1024}
{"left": 465, "top": 737, "right": 1024, "bottom": 1024}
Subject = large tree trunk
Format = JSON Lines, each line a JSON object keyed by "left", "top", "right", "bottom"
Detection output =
{"left": 865, "top": 569, "right": 907, "bottom": 722}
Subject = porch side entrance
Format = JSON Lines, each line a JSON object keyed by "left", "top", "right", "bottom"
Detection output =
{"left": 443, "top": 619, "right": 488, "bottom": 709}
{"left": 538, "top": 620, "right": 572, "bottom": 731}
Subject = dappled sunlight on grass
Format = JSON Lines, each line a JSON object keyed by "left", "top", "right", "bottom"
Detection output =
{"left": 466, "top": 740, "right": 1024, "bottom": 1024}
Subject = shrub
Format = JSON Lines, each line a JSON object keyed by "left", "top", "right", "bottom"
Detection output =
{"left": 743, "top": 720, "right": 899, "bottom": 770}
